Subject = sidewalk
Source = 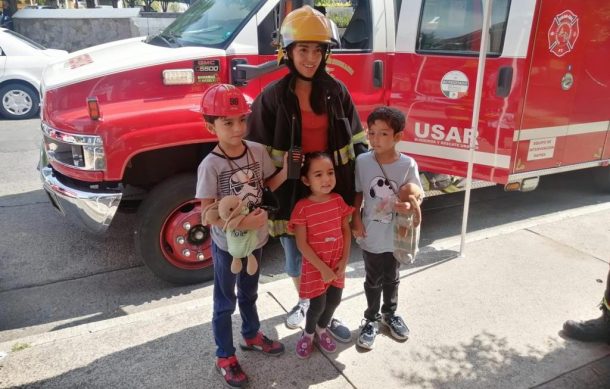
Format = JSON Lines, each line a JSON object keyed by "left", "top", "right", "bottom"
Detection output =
{"left": 1, "top": 206, "right": 610, "bottom": 388}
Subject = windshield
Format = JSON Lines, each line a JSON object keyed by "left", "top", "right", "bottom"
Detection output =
{"left": 157, "top": 0, "right": 263, "bottom": 48}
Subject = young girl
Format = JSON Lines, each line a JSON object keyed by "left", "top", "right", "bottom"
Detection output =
{"left": 288, "top": 152, "right": 354, "bottom": 358}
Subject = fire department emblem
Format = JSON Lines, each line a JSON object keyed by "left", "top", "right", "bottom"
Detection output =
{"left": 548, "top": 10, "right": 579, "bottom": 57}
{"left": 66, "top": 54, "right": 93, "bottom": 69}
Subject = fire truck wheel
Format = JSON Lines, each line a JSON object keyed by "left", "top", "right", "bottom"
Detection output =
{"left": 135, "top": 174, "right": 214, "bottom": 285}
{"left": 0, "top": 83, "right": 40, "bottom": 120}
{"left": 593, "top": 166, "right": 610, "bottom": 192}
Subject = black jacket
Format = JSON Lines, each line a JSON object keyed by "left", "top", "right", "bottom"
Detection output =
{"left": 247, "top": 73, "right": 367, "bottom": 236}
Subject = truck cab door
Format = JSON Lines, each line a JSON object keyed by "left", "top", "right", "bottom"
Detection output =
{"left": 391, "top": 0, "right": 530, "bottom": 184}
{"left": 325, "top": 0, "right": 390, "bottom": 123}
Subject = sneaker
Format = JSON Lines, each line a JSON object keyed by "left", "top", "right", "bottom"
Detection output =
{"left": 356, "top": 319, "right": 378, "bottom": 350}
{"left": 239, "top": 331, "right": 285, "bottom": 356}
{"left": 563, "top": 304, "right": 610, "bottom": 343}
{"left": 381, "top": 314, "right": 410, "bottom": 340}
{"left": 327, "top": 318, "right": 352, "bottom": 343}
{"left": 296, "top": 333, "right": 314, "bottom": 359}
{"left": 316, "top": 330, "right": 337, "bottom": 353}
{"left": 286, "top": 302, "right": 308, "bottom": 329}
{"left": 216, "top": 355, "right": 248, "bottom": 388}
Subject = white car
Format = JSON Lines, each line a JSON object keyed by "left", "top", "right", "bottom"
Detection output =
{"left": 0, "top": 28, "right": 68, "bottom": 119}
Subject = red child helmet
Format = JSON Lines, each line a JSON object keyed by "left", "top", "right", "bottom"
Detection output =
{"left": 200, "top": 84, "right": 251, "bottom": 116}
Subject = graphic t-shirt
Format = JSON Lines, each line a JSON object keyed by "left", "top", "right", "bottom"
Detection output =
{"left": 196, "top": 140, "right": 276, "bottom": 251}
{"left": 354, "top": 151, "right": 422, "bottom": 253}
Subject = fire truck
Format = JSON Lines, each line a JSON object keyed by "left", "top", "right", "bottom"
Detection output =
{"left": 38, "top": 0, "right": 610, "bottom": 284}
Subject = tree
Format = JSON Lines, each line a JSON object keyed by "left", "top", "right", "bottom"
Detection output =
{"left": 141, "top": 0, "right": 155, "bottom": 11}
{"left": 159, "top": 0, "right": 181, "bottom": 12}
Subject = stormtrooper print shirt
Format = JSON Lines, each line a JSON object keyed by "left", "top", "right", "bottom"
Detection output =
{"left": 196, "top": 140, "right": 277, "bottom": 252}
{"left": 354, "top": 151, "right": 422, "bottom": 254}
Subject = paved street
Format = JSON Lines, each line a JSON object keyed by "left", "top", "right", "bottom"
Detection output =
{"left": 1, "top": 118, "right": 610, "bottom": 388}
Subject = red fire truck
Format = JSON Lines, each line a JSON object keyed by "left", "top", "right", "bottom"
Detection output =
{"left": 39, "top": 0, "right": 610, "bottom": 284}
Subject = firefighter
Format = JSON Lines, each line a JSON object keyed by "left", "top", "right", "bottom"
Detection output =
{"left": 246, "top": 5, "right": 368, "bottom": 341}
{"left": 563, "top": 269, "right": 610, "bottom": 343}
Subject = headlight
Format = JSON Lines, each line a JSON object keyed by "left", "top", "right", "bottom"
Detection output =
{"left": 41, "top": 123, "right": 106, "bottom": 171}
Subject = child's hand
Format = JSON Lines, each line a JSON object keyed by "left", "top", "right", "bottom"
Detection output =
{"left": 394, "top": 200, "right": 412, "bottom": 215}
{"left": 351, "top": 218, "right": 366, "bottom": 240}
{"left": 321, "top": 265, "right": 337, "bottom": 283}
{"left": 334, "top": 259, "right": 347, "bottom": 278}
{"left": 239, "top": 208, "right": 268, "bottom": 230}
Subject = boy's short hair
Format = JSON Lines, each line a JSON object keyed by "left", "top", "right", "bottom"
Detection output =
{"left": 367, "top": 106, "right": 406, "bottom": 134}
{"left": 203, "top": 115, "right": 220, "bottom": 124}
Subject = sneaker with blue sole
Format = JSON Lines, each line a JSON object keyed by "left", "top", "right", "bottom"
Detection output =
{"left": 381, "top": 314, "right": 410, "bottom": 340}
{"left": 356, "top": 319, "right": 378, "bottom": 350}
{"left": 327, "top": 317, "right": 352, "bottom": 343}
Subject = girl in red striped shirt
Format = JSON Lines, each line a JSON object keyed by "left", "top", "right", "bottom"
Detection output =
{"left": 289, "top": 152, "right": 354, "bottom": 358}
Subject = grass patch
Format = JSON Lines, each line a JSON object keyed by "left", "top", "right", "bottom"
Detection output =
{"left": 11, "top": 343, "right": 30, "bottom": 352}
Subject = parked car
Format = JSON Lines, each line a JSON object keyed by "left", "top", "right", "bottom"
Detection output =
{"left": 0, "top": 28, "right": 68, "bottom": 119}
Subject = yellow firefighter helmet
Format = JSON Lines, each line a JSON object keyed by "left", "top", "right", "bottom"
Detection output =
{"left": 279, "top": 5, "right": 334, "bottom": 48}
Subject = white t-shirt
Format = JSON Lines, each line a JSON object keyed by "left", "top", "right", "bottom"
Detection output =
{"left": 354, "top": 151, "right": 422, "bottom": 254}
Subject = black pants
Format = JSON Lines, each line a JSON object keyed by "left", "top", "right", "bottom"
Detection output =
{"left": 305, "top": 285, "right": 343, "bottom": 334}
{"left": 363, "top": 250, "right": 400, "bottom": 321}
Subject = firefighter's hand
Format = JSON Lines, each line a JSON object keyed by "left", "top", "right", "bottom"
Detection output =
{"left": 239, "top": 208, "right": 268, "bottom": 230}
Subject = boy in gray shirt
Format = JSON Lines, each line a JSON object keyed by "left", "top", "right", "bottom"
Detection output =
{"left": 196, "top": 84, "right": 287, "bottom": 387}
{"left": 351, "top": 106, "right": 423, "bottom": 350}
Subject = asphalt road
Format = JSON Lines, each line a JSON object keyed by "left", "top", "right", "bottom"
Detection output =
{"left": 1, "top": 118, "right": 609, "bottom": 342}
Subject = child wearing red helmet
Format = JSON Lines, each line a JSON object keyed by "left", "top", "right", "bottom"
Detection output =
{"left": 196, "top": 84, "right": 287, "bottom": 388}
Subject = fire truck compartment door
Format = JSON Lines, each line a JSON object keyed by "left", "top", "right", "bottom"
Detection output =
{"left": 516, "top": 0, "right": 609, "bottom": 172}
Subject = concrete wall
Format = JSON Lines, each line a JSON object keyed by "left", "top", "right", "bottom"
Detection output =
{"left": 13, "top": 8, "right": 178, "bottom": 52}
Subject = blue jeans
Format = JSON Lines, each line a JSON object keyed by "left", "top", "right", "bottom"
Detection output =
{"left": 212, "top": 241, "right": 261, "bottom": 358}
{"left": 280, "top": 235, "right": 302, "bottom": 278}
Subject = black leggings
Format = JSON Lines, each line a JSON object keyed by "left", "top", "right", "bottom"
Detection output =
{"left": 305, "top": 286, "right": 343, "bottom": 334}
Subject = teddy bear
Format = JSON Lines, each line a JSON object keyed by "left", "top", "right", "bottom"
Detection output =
{"left": 202, "top": 196, "right": 259, "bottom": 275}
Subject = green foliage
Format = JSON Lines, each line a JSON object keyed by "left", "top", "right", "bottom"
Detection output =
{"left": 328, "top": 13, "right": 350, "bottom": 28}
{"left": 315, "top": 0, "right": 351, "bottom": 7}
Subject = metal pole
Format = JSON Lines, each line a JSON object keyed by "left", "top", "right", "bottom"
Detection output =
{"left": 459, "top": 0, "right": 493, "bottom": 258}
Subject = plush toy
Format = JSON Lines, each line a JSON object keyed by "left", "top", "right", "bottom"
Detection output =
{"left": 398, "top": 183, "right": 423, "bottom": 228}
{"left": 393, "top": 183, "right": 424, "bottom": 264}
{"left": 202, "top": 196, "right": 259, "bottom": 275}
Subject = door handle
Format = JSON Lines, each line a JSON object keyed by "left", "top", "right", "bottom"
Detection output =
{"left": 373, "top": 60, "right": 383, "bottom": 88}
{"left": 496, "top": 66, "right": 513, "bottom": 97}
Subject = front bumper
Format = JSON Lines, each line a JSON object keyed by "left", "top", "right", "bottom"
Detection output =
{"left": 39, "top": 165, "right": 122, "bottom": 234}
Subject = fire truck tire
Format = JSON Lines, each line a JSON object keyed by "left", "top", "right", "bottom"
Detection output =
{"left": 134, "top": 173, "right": 214, "bottom": 285}
{"left": 592, "top": 166, "right": 610, "bottom": 192}
{"left": 0, "top": 83, "right": 40, "bottom": 120}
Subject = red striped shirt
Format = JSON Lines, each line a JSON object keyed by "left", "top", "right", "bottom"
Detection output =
{"left": 289, "top": 193, "right": 353, "bottom": 299}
